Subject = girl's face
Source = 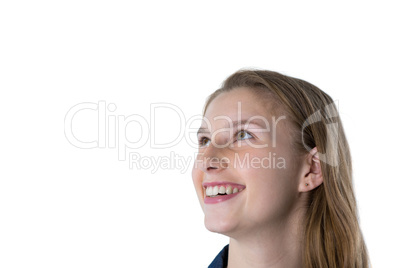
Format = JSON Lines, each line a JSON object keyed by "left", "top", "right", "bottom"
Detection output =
{"left": 192, "top": 87, "right": 306, "bottom": 238}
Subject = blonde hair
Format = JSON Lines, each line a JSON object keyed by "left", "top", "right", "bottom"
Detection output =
{"left": 204, "top": 70, "right": 369, "bottom": 268}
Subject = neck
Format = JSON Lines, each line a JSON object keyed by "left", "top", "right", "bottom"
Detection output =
{"left": 227, "top": 210, "right": 305, "bottom": 268}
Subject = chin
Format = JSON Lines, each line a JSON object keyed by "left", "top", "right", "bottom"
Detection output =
{"left": 204, "top": 214, "right": 238, "bottom": 235}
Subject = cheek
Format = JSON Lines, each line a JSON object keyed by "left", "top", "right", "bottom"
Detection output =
{"left": 240, "top": 152, "right": 299, "bottom": 223}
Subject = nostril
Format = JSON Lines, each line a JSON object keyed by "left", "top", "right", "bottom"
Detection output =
{"left": 207, "top": 166, "right": 218, "bottom": 171}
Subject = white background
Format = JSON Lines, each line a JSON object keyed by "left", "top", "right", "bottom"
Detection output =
{"left": 1, "top": 1, "right": 401, "bottom": 267}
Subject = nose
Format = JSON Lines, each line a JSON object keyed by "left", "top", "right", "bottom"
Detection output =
{"left": 197, "top": 145, "right": 229, "bottom": 174}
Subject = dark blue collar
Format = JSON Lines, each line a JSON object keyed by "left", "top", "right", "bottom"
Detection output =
{"left": 208, "top": 244, "right": 229, "bottom": 268}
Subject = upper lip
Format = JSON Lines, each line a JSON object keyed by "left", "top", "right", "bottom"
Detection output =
{"left": 202, "top": 181, "right": 246, "bottom": 190}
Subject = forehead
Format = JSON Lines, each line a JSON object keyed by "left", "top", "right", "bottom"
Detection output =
{"left": 204, "top": 87, "right": 275, "bottom": 122}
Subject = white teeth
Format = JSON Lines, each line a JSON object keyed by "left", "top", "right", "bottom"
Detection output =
{"left": 206, "top": 186, "right": 212, "bottom": 196}
{"left": 218, "top": 186, "right": 226, "bottom": 194}
{"left": 226, "top": 185, "right": 233, "bottom": 195}
{"left": 205, "top": 185, "right": 244, "bottom": 197}
{"left": 212, "top": 186, "right": 219, "bottom": 196}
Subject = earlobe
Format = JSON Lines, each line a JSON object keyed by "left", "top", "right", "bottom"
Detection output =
{"left": 298, "top": 147, "right": 323, "bottom": 192}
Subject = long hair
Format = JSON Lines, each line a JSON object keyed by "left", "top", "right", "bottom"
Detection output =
{"left": 204, "top": 70, "right": 369, "bottom": 268}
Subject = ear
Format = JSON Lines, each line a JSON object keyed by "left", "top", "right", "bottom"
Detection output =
{"left": 298, "top": 147, "right": 323, "bottom": 192}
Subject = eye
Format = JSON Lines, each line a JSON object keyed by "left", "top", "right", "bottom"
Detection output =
{"left": 198, "top": 137, "right": 210, "bottom": 147}
{"left": 236, "top": 130, "right": 252, "bottom": 141}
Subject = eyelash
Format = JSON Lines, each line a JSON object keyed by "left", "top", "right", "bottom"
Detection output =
{"left": 198, "top": 130, "right": 253, "bottom": 147}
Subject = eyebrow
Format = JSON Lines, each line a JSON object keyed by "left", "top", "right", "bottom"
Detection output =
{"left": 197, "top": 119, "right": 268, "bottom": 135}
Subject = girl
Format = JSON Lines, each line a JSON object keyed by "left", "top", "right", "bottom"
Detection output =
{"left": 192, "top": 70, "right": 369, "bottom": 268}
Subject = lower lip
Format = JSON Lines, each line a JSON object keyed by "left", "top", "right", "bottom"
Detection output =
{"left": 204, "top": 191, "right": 242, "bottom": 204}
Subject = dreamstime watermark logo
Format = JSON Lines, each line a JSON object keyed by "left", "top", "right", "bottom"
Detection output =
{"left": 64, "top": 100, "right": 341, "bottom": 172}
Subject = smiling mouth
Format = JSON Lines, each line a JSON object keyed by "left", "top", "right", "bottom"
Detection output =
{"left": 205, "top": 185, "right": 244, "bottom": 197}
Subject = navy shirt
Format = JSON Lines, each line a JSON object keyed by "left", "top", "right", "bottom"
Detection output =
{"left": 208, "top": 244, "right": 229, "bottom": 268}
